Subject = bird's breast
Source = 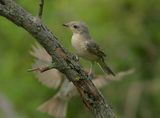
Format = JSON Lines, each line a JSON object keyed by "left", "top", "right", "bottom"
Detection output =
{"left": 71, "top": 34, "right": 98, "bottom": 61}
{"left": 71, "top": 34, "right": 87, "bottom": 53}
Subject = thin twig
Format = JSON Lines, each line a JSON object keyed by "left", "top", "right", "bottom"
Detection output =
{"left": 38, "top": 0, "right": 44, "bottom": 19}
{"left": 27, "top": 67, "right": 50, "bottom": 73}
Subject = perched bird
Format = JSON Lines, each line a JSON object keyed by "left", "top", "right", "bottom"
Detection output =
{"left": 63, "top": 21, "right": 115, "bottom": 76}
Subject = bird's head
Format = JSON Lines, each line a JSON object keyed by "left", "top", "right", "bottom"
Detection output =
{"left": 63, "top": 21, "right": 89, "bottom": 34}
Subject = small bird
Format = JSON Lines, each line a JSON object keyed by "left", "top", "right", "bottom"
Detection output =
{"left": 63, "top": 21, "right": 115, "bottom": 76}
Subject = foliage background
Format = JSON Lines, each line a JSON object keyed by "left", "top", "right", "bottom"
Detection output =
{"left": 0, "top": 0, "right": 160, "bottom": 118}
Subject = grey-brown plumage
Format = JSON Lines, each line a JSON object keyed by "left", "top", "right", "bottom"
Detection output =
{"left": 63, "top": 21, "right": 115, "bottom": 76}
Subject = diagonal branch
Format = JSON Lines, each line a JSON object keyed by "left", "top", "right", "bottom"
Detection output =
{"left": 0, "top": 0, "right": 115, "bottom": 118}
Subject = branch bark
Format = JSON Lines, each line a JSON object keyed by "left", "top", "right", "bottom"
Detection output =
{"left": 0, "top": 1, "right": 115, "bottom": 118}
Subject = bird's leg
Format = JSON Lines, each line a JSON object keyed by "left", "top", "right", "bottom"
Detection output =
{"left": 89, "top": 63, "right": 92, "bottom": 75}
{"left": 88, "top": 62, "right": 94, "bottom": 76}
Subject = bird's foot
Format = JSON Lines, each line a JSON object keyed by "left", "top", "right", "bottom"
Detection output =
{"left": 84, "top": 68, "right": 93, "bottom": 80}
{"left": 87, "top": 71, "right": 94, "bottom": 80}
{"left": 87, "top": 74, "right": 93, "bottom": 80}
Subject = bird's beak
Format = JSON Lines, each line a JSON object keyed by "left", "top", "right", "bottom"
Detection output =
{"left": 62, "top": 23, "right": 69, "bottom": 27}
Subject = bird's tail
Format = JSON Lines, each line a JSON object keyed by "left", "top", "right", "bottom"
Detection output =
{"left": 37, "top": 95, "right": 67, "bottom": 118}
{"left": 97, "top": 60, "right": 115, "bottom": 76}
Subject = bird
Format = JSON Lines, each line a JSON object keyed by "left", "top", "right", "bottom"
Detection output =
{"left": 63, "top": 21, "right": 115, "bottom": 76}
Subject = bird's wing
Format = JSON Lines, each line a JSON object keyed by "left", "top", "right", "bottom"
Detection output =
{"left": 32, "top": 59, "right": 63, "bottom": 89}
{"left": 30, "top": 43, "right": 52, "bottom": 63}
{"left": 86, "top": 40, "right": 106, "bottom": 59}
{"left": 30, "top": 43, "right": 63, "bottom": 89}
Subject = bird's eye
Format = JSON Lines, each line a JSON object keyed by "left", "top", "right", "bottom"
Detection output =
{"left": 73, "top": 25, "right": 79, "bottom": 29}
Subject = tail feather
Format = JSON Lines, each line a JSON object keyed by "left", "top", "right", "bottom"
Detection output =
{"left": 37, "top": 96, "right": 67, "bottom": 118}
{"left": 98, "top": 60, "right": 115, "bottom": 76}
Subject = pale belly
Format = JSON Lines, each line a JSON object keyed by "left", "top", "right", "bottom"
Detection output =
{"left": 71, "top": 34, "right": 98, "bottom": 61}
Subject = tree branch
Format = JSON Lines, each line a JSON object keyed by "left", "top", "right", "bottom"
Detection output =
{"left": 0, "top": 0, "right": 115, "bottom": 118}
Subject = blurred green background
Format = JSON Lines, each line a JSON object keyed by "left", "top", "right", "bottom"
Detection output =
{"left": 0, "top": 0, "right": 160, "bottom": 118}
